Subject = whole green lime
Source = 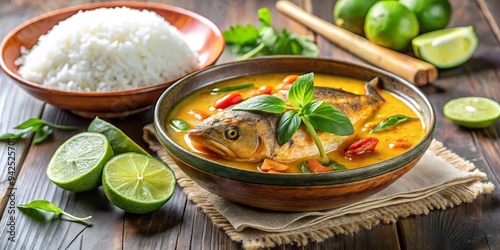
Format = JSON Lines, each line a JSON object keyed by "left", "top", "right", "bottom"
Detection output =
{"left": 400, "top": 0, "right": 451, "bottom": 34}
{"left": 364, "top": 1, "right": 420, "bottom": 51}
{"left": 333, "top": 0, "right": 379, "bottom": 35}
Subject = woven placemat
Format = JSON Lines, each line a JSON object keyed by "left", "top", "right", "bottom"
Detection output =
{"left": 143, "top": 124, "right": 494, "bottom": 249}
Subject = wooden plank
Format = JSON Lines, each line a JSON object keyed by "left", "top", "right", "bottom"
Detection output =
{"left": 397, "top": 0, "right": 500, "bottom": 249}
{"left": 284, "top": 224, "right": 401, "bottom": 250}
{"left": 478, "top": 0, "right": 500, "bottom": 44}
{"left": 0, "top": 0, "right": 45, "bottom": 220}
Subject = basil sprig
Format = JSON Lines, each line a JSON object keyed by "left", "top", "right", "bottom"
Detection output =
{"left": 371, "top": 114, "right": 417, "bottom": 132}
{"left": 18, "top": 200, "right": 92, "bottom": 223}
{"left": 0, "top": 118, "right": 77, "bottom": 143}
{"left": 234, "top": 72, "right": 354, "bottom": 163}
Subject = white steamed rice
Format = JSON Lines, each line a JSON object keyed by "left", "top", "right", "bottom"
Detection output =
{"left": 16, "top": 7, "right": 199, "bottom": 92}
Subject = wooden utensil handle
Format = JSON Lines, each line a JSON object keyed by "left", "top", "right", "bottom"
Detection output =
{"left": 276, "top": 0, "right": 438, "bottom": 86}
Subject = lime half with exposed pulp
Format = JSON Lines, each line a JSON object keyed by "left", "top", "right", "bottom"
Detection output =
{"left": 46, "top": 132, "right": 114, "bottom": 192}
{"left": 102, "top": 152, "right": 176, "bottom": 214}
{"left": 412, "top": 26, "right": 478, "bottom": 69}
{"left": 443, "top": 97, "right": 500, "bottom": 128}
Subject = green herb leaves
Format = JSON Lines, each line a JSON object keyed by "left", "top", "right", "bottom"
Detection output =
{"left": 169, "top": 118, "right": 191, "bottom": 132}
{"left": 371, "top": 114, "right": 417, "bottom": 132}
{"left": 234, "top": 72, "right": 354, "bottom": 163}
{"left": 211, "top": 83, "right": 255, "bottom": 93}
{"left": 288, "top": 72, "right": 314, "bottom": 108}
{"left": 223, "top": 8, "right": 319, "bottom": 59}
{"left": 18, "top": 200, "right": 92, "bottom": 223}
{"left": 232, "top": 95, "right": 286, "bottom": 113}
{"left": 0, "top": 118, "right": 77, "bottom": 143}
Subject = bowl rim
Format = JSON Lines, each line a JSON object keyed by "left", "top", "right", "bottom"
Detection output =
{"left": 0, "top": 1, "right": 225, "bottom": 97}
{"left": 154, "top": 56, "right": 436, "bottom": 186}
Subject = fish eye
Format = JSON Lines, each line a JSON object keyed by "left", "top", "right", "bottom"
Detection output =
{"left": 224, "top": 126, "right": 240, "bottom": 140}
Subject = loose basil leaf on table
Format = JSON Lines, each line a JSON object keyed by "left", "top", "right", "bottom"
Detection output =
{"left": 0, "top": 118, "right": 77, "bottom": 143}
{"left": 18, "top": 200, "right": 92, "bottom": 223}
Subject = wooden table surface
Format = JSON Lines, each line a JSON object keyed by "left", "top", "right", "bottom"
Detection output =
{"left": 1, "top": 0, "right": 499, "bottom": 249}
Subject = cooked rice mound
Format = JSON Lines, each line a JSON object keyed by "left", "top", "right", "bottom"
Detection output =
{"left": 16, "top": 7, "right": 199, "bottom": 92}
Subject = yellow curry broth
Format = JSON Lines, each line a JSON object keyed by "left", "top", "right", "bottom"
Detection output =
{"left": 166, "top": 73, "right": 426, "bottom": 172}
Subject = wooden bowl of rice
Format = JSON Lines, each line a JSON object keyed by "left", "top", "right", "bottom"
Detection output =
{"left": 0, "top": 2, "right": 224, "bottom": 118}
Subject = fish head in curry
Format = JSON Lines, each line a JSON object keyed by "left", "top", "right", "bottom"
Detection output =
{"left": 187, "top": 109, "right": 278, "bottom": 162}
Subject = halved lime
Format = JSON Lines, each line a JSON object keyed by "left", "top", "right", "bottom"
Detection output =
{"left": 443, "top": 97, "right": 500, "bottom": 128}
{"left": 102, "top": 152, "right": 176, "bottom": 214}
{"left": 46, "top": 132, "right": 114, "bottom": 192}
{"left": 412, "top": 26, "right": 478, "bottom": 69}
{"left": 87, "top": 116, "right": 150, "bottom": 156}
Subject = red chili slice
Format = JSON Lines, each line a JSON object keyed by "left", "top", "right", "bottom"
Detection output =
{"left": 344, "top": 137, "right": 379, "bottom": 157}
{"left": 307, "top": 159, "right": 332, "bottom": 173}
{"left": 257, "top": 85, "right": 274, "bottom": 95}
{"left": 213, "top": 92, "right": 242, "bottom": 109}
{"left": 188, "top": 109, "right": 210, "bottom": 120}
{"left": 282, "top": 74, "right": 299, "bottom": 84}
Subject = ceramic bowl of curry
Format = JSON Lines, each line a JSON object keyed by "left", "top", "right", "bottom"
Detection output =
{"left": 154, "top": 56, "right": 436, "bottom": 212}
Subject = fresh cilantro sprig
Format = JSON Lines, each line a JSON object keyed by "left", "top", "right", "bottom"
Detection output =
{"left": 233, "top": 73, "right": 354, "bottom": 163}
{"left": 223, "top": 8, "right": 319, "bottom": 60}
{"left": 0, "top": 118, "right": 77, "bottom": 143}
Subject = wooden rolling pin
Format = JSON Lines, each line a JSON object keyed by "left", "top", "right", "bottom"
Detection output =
{"left": 276, "top": 0, "right": 438, "bottom": 86}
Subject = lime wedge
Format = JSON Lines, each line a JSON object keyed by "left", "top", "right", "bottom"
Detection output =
{"left": 443, "top": 97, "right": 500, "bottom": 128}
{"left": 46, "top": 132, "right": 114, "bottom": 192}
{"left": 102, "top": 152, "right": 176, "bottom": 214}
{"left": 88, "top": 116, "right": 150, "bottom": 156}
{"left": 412, "top": 26, "right": 478, "bottom": 69}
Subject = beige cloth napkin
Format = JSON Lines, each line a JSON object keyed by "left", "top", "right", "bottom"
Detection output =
{"left": 143, "top": 124, "right": 494, "bottom": 250}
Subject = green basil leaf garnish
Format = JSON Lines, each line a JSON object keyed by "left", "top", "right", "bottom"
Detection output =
{"left": 371, "top": 114, "right": 417, "bottom": 132}
{"left": 276, "top": 110, "right": 301, "bottom": 145}
{"left": 302, "top": 100, "right": 354, "bottom": 136}
{"left": 233, "top": 95, "right": 286, "bottom": 114}
{"left": 169, "top": 119, "right": 191, "bottom": 132}
{"left": 288, "top": 72, "right": 314, "bottom": 108}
